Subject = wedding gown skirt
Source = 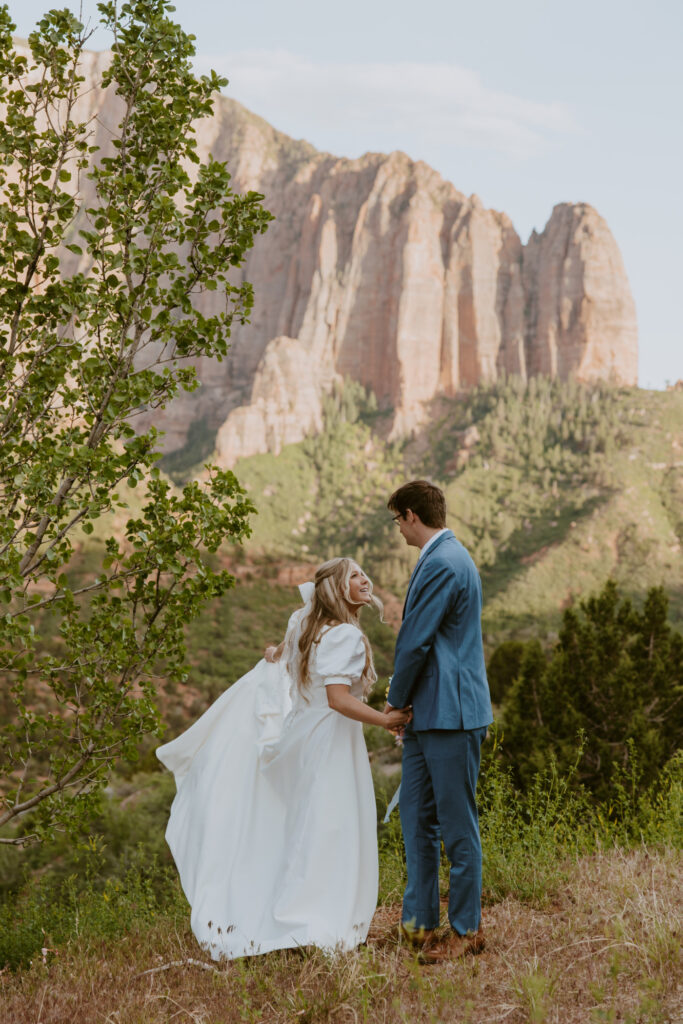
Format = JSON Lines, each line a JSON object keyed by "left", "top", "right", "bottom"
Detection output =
{"left": 157, "top": 623, "right": 378, "bottom": 959}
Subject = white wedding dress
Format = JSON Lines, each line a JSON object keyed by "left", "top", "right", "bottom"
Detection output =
{"left": 156, "top": 590, "right": 379, "bottom": 959}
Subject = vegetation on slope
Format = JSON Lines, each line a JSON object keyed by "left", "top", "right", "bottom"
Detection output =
{"left": 232, "top": 378, "right": 683, "bottom": 647}
{"left": 501, "top": 580, "right": 683, "bottom": 798}
{"left": 1, "top": 747, "right": 680, "bottom": 1022}
{"left": 3, "top": 845, "right": 680, "bottom": 1024}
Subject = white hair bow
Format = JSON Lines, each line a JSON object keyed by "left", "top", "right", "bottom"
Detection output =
{"left": 298, "top": 581, "right": 315, "bottom": 607}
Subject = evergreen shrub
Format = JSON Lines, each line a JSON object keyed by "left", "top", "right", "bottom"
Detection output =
{"left": 500, "top": 581, "right": 683, "bottom": 799}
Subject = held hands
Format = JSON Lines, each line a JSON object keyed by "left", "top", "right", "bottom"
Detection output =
{"left": 383, "top": 703, "right": 412, "bottom": 735}
{"left": 383, "top": 676, "right": 411, "bottom": 736}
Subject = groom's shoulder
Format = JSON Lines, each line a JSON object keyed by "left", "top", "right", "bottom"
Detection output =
{"left": 433, "top": 531, "right": 463, "bottom": 558}
{"left": 433, "top": 533, "right": 478, "bottom": 572}
{"left": 422, "top": 534, "right": 460, "bottom": 576}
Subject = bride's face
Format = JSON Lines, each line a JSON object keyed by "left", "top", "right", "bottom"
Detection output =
{"left": 346, "top": 564, "right": 372, "bottom": 607}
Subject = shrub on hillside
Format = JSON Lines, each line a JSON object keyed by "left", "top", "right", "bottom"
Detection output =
{"left": 486, "top": 640, "right": 526, "bottom": 704}
{"left": 501, "top": 581, "right": 683, "bottom": 799}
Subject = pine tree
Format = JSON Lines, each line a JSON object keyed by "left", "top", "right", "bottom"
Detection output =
{"left": 501, "top": 581, "right": 683, "bottom": 798}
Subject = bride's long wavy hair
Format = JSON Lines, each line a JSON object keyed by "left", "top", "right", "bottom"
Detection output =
{"left": 296, "top": 558, "right": 382, "bottom": 697}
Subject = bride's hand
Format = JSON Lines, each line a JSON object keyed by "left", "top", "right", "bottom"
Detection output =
{"left": 383, "top": 707, "right": 412, "bottom": 732}
{"left": 264, "top": 645, "right": 280, "bottom": 663}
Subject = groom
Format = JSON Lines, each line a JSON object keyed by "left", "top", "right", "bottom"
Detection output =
{"left": 385, "top": 480, "right": 493, "bottom": 961}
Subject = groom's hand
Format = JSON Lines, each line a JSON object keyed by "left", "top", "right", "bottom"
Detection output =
{"left": 385, "top": 702, "right": 411, "bottom": 737}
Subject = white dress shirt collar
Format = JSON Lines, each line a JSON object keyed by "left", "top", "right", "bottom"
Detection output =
{"left": 418, "top": 527, "right": 449, "bottom": 561}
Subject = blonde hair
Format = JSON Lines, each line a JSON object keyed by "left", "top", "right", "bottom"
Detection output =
{"left": 297, "top": 558, "right": 382, "bottom": 698}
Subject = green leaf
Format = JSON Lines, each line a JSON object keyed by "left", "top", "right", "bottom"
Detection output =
{"left": 0, "top": 0, "right": 268, "bottom": 847}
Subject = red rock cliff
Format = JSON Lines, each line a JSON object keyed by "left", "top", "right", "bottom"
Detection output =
{"left": 204, "top": 99, "right": 637, "bottom": 464}
{"left": 15, "top": 44, "right": 637, "bottom": 463}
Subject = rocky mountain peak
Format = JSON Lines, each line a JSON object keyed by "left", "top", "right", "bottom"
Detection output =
{"left": 14, "top": 41, "right": 637, "bottom": 465}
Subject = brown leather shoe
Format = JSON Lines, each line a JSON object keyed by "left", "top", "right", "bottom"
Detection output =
{"left": 398, "top": 923, "right": 437, "bottom": 950}
{"left": 466, "top": 929, "right": 486, "bottom": 955}
{"left": 419, "top": 929, "right": 486, "bottom": 964}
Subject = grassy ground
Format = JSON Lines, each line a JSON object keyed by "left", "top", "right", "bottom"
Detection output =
{"left": 2, "top": 745, "right": 680, "bottom": 1021}
{"left": 1, "top": 847, "right": 679, "bottom": 1024}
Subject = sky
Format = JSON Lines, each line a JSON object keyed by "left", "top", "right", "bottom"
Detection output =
{"left": 8, "top": 0, "right": 683, "bottom": 389}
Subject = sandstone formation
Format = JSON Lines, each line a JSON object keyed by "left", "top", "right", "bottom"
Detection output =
{"left": 15, "top": 42, "right": 638, "bottom": 464}
{"left": 214, "top": 335, "right": 327, "bottom": 463}
{"left": 178, "top": 99, "right": 638, "bottom": 466}
{"left": 522, "top": 204, "right": 638, "bottom": 384}
{"left": 206, "top": 112, "right": 638, "bottom": 464}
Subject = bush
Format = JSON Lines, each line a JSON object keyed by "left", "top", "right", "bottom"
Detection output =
{"left": 486, "top": 640, "right": 526, "bottom": 704}
{"left": 0, "top": 848, "right": 186, "bottom": 970}
{"left": 478, "top": 733, "right": 682, "bottom": 907}
{"left": 501, "top": 581, "right": 683, "bottom": 799}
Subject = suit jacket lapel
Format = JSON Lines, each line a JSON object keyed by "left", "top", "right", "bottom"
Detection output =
{"left": 401, "top": 530, "right": 453, "bottom": 619}
{"left": 401, "top": 559, "right": 426, "bottom": 619}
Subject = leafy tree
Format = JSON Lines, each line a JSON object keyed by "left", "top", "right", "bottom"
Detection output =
{"left": 0, "top": 1, "right": 271, "bottom": 845}
{"left": 501, "top": 581, "right": 683, "bottom": 798}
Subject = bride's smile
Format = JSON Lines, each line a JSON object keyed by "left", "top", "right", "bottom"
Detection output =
{"left": 347, "top": 565, "right": 372, "bottom": 607}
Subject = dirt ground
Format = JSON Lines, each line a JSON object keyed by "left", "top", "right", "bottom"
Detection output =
{"left": 1, "top": 847, "right": 680, "bottom": 1024}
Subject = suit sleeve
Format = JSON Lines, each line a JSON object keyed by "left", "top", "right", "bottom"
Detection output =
{"left": 387, "top": 559, "right": 457, "bottom": 709}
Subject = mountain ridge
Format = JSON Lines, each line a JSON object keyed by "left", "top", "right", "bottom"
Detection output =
{"left": 12, "top": 38, "right": 638, "bottom": 464}
{"left": 157, "top": 95, "right": 640, "bottom": 464}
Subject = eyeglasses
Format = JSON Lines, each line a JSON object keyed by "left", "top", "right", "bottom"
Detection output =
{"left": 391, "top": 513, "right": 404, "bottom": 524}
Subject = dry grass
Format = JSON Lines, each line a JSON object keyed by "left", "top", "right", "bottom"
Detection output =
{"left": 1, "top": 847, "right": 680, "bottom": 1024}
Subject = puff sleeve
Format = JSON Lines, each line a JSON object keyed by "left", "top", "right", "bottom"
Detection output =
{"left": 316, "top": 624, "right": 366, "bottom": 687}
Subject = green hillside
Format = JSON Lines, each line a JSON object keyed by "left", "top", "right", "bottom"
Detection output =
{"left": 230, "top": 379, "right": 683, "bottom": 652}
{"left": 33, "top": 379, "right": 682, "bottom": 730}
{"left": 4, "top": 378, "right": 680, "bottom": 758}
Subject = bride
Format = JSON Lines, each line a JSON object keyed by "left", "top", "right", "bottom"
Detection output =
{"left": 157, "top": 557, "right": 411, "bottom": 959}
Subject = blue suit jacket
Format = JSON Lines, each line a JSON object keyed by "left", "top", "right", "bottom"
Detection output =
{"left": 387, "top": 531, "right": 493, "bottom": 731}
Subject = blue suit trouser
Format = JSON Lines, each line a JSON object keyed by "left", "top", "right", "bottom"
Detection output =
{"left": 399, "top": 727, "right": 487, "bottom": 935}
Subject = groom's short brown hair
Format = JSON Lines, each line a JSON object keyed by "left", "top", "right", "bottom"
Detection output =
{"left": 388, "top": 480, "right": 447, "bottom": 528}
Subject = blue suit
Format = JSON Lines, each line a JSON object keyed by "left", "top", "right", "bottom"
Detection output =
{"left": 387, "top": 530, "right": 493, "bottom": 935}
